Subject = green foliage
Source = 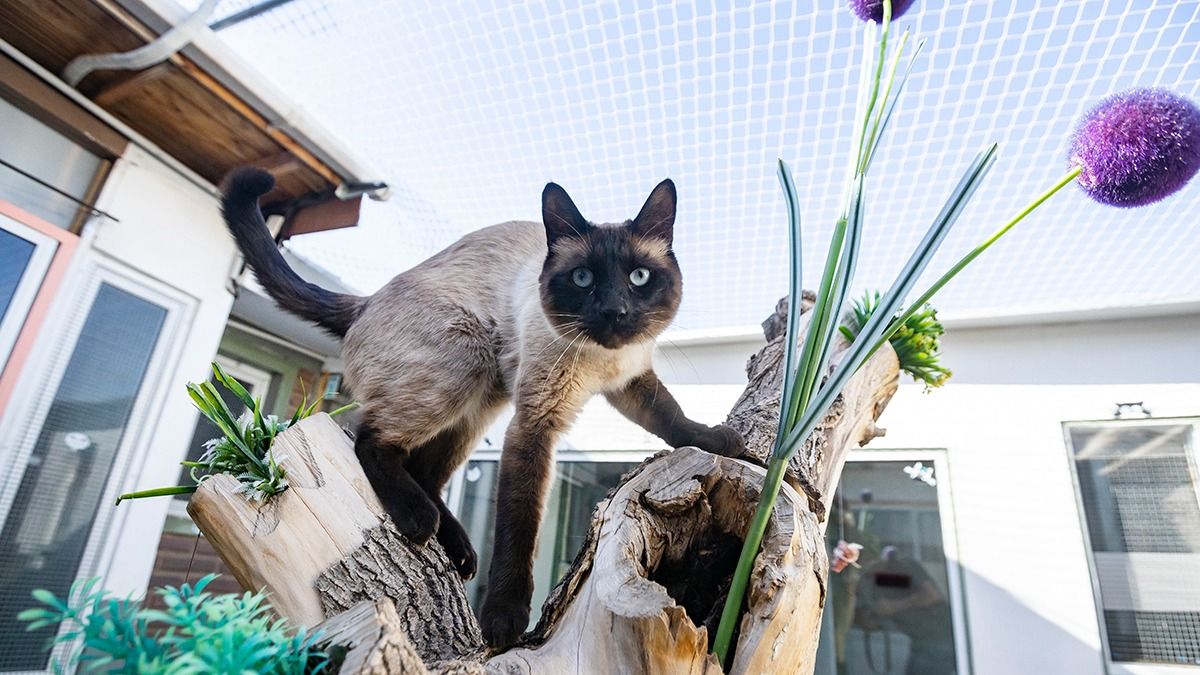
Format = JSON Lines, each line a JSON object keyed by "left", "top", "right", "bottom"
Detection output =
{"left": 17, "top": 575, "right": 330, "bottom": 674}
{"left": 117, "top": 362, "right": 356, "bottom": 504}
{"left": 840, "top": 291, "right": 951, "bottom": 390}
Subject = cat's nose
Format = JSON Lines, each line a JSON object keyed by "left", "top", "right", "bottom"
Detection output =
{"left": 600, "top": 305, "right": 629, "bottom": 322}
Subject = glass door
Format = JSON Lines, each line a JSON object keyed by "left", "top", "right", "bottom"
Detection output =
{"left": 0, "top": 260, "right": 188, "bottom": 672}
{"left": 817, "top": 452, "right": 969, "bottom": 675}
{"left": 0, "top": 212, "right": 57, "bottom": 376}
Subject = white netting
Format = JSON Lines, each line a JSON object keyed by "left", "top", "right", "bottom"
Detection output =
{"left": 196, "top": 0, "right": 1200, "bottom": 331}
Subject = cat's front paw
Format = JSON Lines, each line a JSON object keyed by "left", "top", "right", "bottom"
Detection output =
{"left": 696, "top": 423, "right": 748, "bottom": 459}
{"left": 479, "top": 598, "right": 530, "bottom": 649}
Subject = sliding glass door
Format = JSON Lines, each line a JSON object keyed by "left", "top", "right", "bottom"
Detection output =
{"left": 0, "top": 261, "right": 188, "bottom": 672}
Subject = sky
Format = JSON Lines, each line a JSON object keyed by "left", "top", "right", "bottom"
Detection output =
{"left": 188, "top": 0, "right": 1200, "bottom": 332}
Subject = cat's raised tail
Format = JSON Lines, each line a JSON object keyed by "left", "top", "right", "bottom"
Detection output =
{"left": 220, "top": 167, "right": 366, "bottom": 338}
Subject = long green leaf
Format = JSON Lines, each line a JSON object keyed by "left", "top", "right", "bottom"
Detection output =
{"left": 773, "top": 160, "right": 804, "bottom": 445}
{"left": 785, "top": 216, "right": 846, "bottom": 432}
{"left": 211, "top": 361, "right": 256, "bottom": 411}
{"left": 778, "top": 143, "right": 998, "bottom": 457}
{"left": 196, "top": 383, "right": 264, "bottom": 471}
{"left": 801, "top": 176, "right": 866, "bottom": 428}
{"left": 115, "top": 485, "right": 198, "bottom": 505}
{"left": 329, "top": 402, "right": 359, "bottom": 417}
{"left": 860, "top": 31, "right": 910, "bottom": 171}
{"left": 864, "top": 37, "right": 926, "bottom": 170}
{"left": 873, "top": 164, "right": 1083, "bottom": 357}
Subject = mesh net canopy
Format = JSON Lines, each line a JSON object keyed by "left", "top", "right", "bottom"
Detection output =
{"left": 195, "top": 0, "right": 1200, "bottom": 332}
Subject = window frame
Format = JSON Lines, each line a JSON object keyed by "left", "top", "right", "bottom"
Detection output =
{"left": 1062, "top": 416, "right": 1200, "bottom": 675}
{"left": 837, "top": 448, "right": 973, "bottom": 675}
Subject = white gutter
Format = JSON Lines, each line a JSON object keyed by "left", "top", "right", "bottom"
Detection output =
{"left": 0, "top": 37, "right": 219, "bottom": 198}
{"left": 63, "top": 0, "right": 220, "bottom": 86}
{"left": 113, "top": 0, "right": 387, "bottom": 195}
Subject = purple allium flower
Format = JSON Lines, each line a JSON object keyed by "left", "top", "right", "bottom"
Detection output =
{"left": 849, "top": 0, "right": 916, "bottom": 22}
{"left": 1068, "top": 88, "right": 1200, "bottom": 207}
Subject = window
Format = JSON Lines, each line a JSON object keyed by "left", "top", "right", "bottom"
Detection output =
{"left": 452, "top": 454, "right": 642, "bottom": 625}
{"left": 1065, "top": 419, "right": 1200, "bottom": 668}
{"left": 0, "top": 259, "right": 189, "bottom": 672}
{"left": 0, "top": 97, "right": 107, "bottom": 231}
{"left": 817, "top": 454, "right": 967, "bottom": 675}
{"left": 0, "top": 214, "right": 57, "bottom": 373}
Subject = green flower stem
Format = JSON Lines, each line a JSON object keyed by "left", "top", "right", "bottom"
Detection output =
{"left": 872, "top": 164, "right": 1083, "bottom": 355}
{"left": 856, "top": 0, "right": 892, "bottom": 174}
{"left": 711, "top": 455, "right": 789, "bottom": 662}
{"left": 115, "top": 485, "right": 198, "bottom": 504}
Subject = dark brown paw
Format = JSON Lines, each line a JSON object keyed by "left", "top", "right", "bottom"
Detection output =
{"left": 700, "top": 424, "right": 748, "bottom": 459}
{"left": 437, "top": 517, "right": 478, "bottom": 580}
{"left": 479, "top": 599, "right": 530, "bottom": 648}
{"left": 387, "top": 497, "right": 440, "bottom": 546}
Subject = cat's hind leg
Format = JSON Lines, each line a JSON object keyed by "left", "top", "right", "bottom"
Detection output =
{"left": 407, "top": 418, "right": 498, "bottom": 580}
{"left": 355, "top": 421, "right": 440, "bottom": 545}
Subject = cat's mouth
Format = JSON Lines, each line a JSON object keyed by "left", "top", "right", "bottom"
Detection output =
{"left": 582, "top": 320, "right": 649, "bottom": 349}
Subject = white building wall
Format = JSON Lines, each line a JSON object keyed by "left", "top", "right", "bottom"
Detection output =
{"left": 74, "top": 146, "right": 235, "bottom": 598}
{"left": 644, "top": 311, "right": 1200, "bottom": 675}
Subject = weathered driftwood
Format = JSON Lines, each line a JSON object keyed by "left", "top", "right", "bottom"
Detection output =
{"left": 187, "top": 413, "right": 484, "bottom": 665}
{"left": 190, "top": 297, "right": 898, "bottom": 674}
{"left": 317, "top": 599, "right": 430, "bottom": 675}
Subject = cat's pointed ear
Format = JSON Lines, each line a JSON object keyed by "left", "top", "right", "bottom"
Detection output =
{"left": 631, "top": 179, "right": 676, "bottom": 247}
{"left": 543, "top": 183, "right": 590, "bottom": 249}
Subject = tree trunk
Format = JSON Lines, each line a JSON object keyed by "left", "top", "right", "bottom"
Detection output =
{"left": 188, "top": 297, "right": 898, "bottom": 674}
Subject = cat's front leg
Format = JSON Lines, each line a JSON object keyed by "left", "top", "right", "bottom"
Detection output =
{"left": 605, "top": 370, "right": 747, "bottom": 458}
{"left": 479, "top": 387, "right": 582, "bottom": 648}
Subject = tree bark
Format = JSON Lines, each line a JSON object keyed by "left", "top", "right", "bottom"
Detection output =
{"left": 188, "top": 297, "right": 899, "bottom": 674}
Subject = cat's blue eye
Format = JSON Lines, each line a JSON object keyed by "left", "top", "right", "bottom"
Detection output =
{"left": 571, "top": 267, "right": 594, "bottom": 287}
{"left": 630, "top": 267, "right": 651, "bottom": 286}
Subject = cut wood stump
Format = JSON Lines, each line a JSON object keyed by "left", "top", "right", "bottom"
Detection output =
{"left": 186, "top": 296, "right": 899, "bottom": 674}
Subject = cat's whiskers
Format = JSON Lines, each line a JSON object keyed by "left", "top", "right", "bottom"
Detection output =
{"left": 531, "top": 326, "right": 581, "bottom": 361}
{"left": 541, "top": 329, "right": 588, "bottom": 396}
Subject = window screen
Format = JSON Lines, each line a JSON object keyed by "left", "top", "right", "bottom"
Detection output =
{"left": 1068, "top": 422, "right": 1200, "bottom": 666}
{"left": 0, "top": 283, "right": 166, "bottom": 671}
{"left": 0, "top": 97, "right": 104, "bottom": 229}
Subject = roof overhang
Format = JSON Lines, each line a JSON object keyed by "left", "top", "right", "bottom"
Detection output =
{"left": 0, "top": 0, "right": 386, "bottom": 231}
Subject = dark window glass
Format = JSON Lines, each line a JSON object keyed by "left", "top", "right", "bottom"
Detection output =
{"left": 0, "top": 283, "right": 166, "bottom": 670}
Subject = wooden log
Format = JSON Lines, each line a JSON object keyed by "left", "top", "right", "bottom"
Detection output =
{"left": 484, "top": 297, "right": 899, "bottom": 674}
{"left": 192, "top": 296, "right": 898, "bottom": 674}
{"left": 318, "top": 598, "right": 429, "bottom": 675}
{"left": 186, "top": 413, "right": 484, "bottom": 663}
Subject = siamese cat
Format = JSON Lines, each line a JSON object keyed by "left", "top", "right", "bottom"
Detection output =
{"left": 221, "top": 168, "right": 746, "bottom": 646}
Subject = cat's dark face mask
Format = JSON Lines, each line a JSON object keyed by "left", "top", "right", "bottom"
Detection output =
{"left": 539, "top": 180, "right": 683, "bottom": 350}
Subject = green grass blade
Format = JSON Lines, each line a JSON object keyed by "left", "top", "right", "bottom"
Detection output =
{"left": 196, "top": 382, "right": 265, "bottom": 471}
{"left": 860, "top": 31, "right": 911, "bottom": 171}
{"left": 805, "top": 177, "right": 866, "bottom": 411}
